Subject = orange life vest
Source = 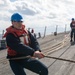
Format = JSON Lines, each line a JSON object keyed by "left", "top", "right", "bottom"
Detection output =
{"left": 3, "top": 25, "right": 30, "bottom": 56}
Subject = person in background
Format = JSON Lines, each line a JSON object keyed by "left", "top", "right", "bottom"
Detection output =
{"left": 31, "top": 28, "right": 36, "bottom": 38}
{"left": 70, "top": 18, "right": 75, "bottom": 42}
{"left": 3, "top": 13, "right": 48, "bottom": 75}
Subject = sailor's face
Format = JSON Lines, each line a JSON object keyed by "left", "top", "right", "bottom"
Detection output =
{"left": 12, "top": 21, "right": 23, "bottom": 29}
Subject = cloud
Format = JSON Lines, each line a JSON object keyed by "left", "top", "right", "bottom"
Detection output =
{"left": 0, "top": 0, "right": 75, "bottom": 34}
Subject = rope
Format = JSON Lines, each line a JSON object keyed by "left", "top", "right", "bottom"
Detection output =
{"left": 9, "top": 56, "right": 31, "bottom": 60}
{"left": 45, "top": 55, "right": 75, "bottom": 63}
{"left": 9, "top": 55, "right": 75, "bottom": 63}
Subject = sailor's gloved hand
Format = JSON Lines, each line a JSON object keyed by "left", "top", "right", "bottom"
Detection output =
{"left": 33, "top": 51, "right": 44, "bottom": 59}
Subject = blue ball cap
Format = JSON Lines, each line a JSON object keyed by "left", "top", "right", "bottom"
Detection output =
{"left": 11, "top": 13, "right": 23, "bottom": 21}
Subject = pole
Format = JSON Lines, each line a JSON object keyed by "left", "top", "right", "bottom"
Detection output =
{"left": 56, "top": 25, "right": 58, "bottom": 33}
{"left": 2, "top": 30, "right": 4, "bottom": 39}
{"left": 43, "top": 26, "right": 47, "bottom": 38}
{"left": 54, "top": 25, "right": 58, "bottom": 36}
{"left": 65, "top": 24, "right": 67, "bottom": 34}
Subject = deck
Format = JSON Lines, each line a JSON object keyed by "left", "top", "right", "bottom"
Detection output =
{"left": 1, "top": 32, "right": 75, "bottom": 75}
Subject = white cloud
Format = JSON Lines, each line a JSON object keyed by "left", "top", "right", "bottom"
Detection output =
{"left": 0, "top": 0, "right": 75, "bottom": 34}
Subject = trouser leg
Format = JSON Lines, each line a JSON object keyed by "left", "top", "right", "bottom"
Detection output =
{"left": 9, "top": 60, "right": 26, "bottom": 75}
{"left": 70, "top": 30, "right": 73, "bottom": 41}
{"left": 21, "top": 58, "right": 48, "bottom": 75}
{"left": 74, "top": 31, "right": 75, "bottom": 41}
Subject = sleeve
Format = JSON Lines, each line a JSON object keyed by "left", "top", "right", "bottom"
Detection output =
{"left": 70, "top": 23, "right": 72, "bottom": 28}
{"left": 28, "top": 31, "right": 41, "bottom": 52}
{"left": 6, "top": 33, "right": 35, "bottom": 56}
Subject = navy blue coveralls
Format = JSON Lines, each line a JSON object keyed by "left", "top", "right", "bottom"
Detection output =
{"left": 70, "top": 21, "right": 75, "bottom": 42}
{"left": 6, "top": 30, "right": 48, "bottom": 75}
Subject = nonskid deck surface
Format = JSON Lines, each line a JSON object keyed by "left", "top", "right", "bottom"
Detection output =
{"left": 1, "top": 32, "right": 75, "bottom": 75}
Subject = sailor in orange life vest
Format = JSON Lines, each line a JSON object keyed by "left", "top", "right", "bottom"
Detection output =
{"left": 31, "top": 28, "right": 36, "bottom": 38}
{"left": 70, "top": 18, "right": 75, "bottom": 42}
{"left": 3, "top": 13, "right": 48, "bottom": 75}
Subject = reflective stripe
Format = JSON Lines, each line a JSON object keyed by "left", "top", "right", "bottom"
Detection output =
{"left": 25, "top": 35, "right": 29, "bottom": 44}
{"left": 24, "top": 35, "right": 29, "bottom": 45}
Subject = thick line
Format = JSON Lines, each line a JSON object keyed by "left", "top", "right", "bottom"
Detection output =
{"left": 45, "top": 56, "right": 75, "bottom": 63}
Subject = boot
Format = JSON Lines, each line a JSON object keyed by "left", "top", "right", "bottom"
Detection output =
{"left": 70, "top": 39, "right": 72, "bottom": 42}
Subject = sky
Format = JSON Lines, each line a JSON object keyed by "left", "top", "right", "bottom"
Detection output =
{"left": 0, "top": 0, "right": 75, "bottom": 35}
